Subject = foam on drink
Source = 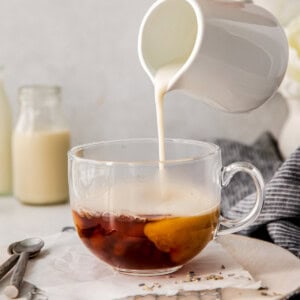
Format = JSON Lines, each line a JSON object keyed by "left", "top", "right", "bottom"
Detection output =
{"left": 73, "top": 180, "right": 219, "bottom": 221}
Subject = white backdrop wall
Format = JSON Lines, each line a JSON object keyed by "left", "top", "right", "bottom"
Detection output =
{"left": 0, "top": 0, "right": 288, "bottom": 146}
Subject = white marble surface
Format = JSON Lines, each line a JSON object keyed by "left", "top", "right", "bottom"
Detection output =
{"left": 0, "top": 196, "right": 72, "bottom": 247}
{"left": 0, "top": 0, "right": 288, "bottom": 147}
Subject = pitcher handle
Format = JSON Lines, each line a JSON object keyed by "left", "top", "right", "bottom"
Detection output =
{"left": 217, "top": 162, "right": 264, "bottom": 236}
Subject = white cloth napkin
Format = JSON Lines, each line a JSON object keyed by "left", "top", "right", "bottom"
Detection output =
{"left": 0, "top": 232, "right": 260, "bottom": 300}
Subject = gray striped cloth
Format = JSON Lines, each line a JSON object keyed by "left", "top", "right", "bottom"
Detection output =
{"left": 215, "top": 133, "right": 300, "bottom": 258}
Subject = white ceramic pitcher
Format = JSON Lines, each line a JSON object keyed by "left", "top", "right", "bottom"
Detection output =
{"left": 138, "top": 0, "right": 289, "bottom": 112}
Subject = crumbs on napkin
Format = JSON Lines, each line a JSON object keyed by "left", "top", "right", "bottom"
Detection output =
{"left": 257, "top": 287, "right": 283, "bottom": 298}
{"left": 138, "top": 270, "right": 227, "bottom": 291}
{"left": 137, "top": 268, "right": 258, "bottom": 293}
{"left": 138, "top": 282, "right": 161, "bottom": 292}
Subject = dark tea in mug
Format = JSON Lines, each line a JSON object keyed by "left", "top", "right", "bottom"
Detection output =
{"left": 72, "top": 204, "right": 219, "bottom": 271}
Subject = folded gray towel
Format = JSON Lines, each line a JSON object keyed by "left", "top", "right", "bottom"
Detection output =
{"left": 215, "top": 133, "right": 300, "bottom": 258}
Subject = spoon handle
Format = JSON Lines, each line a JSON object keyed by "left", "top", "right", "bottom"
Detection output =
{"left": 0, "top": 254, "right": 19, "bottom": 280}
{"left": 4, "top": 252, "right": 29, "bottom": 299}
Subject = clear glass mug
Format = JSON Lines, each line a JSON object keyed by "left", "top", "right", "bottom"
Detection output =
{"left": 68, "top": 139, "right": 264, "bottom": 276}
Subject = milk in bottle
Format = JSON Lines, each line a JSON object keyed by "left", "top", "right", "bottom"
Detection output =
{"left": 13, "top": 86, "right": 70, "bottom": 204}
{"left": 0, "top": 70, "right": 12, "bottom": 195}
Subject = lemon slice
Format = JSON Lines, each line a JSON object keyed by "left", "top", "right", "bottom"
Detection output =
{"left": 144, "top": 209, "right": 219, "bottom": 264}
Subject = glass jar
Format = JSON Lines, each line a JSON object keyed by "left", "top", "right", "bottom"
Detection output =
{"left": 13, "top": 85, "right": 70, "bottom": 205}
{"left": 0, "top": 67, "right": 12, "bottom": 195}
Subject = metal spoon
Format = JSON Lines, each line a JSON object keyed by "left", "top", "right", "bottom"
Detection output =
{"left": 0, "top": 253, "right": 19, "bottom": 281}
{"left": 0, "top": 238, "right": 43, "bottom": 281}
{"left": 3, "top": 237, "right": 44, "bottom": 299}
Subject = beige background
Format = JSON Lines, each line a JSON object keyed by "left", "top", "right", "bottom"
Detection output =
{"left": 0, "top": 0, "right": 288, "bottom": 146}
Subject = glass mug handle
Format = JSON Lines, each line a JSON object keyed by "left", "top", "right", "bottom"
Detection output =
{"left": 217, "top": 162, "right": 264, "bottom": 236}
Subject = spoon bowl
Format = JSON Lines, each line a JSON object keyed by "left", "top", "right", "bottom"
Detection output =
{"left": 9, "top": 238, "right": 44, "bottom": 257}
{"left": 0, "top": 238, "right": 44, "bottom": 282}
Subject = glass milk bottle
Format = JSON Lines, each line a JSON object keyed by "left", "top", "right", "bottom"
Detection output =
{"left": 0, "top": 69, "right": 12, "bottom": 195}
{"left": 13, "top": 86, "right": 70, "bottom": 205}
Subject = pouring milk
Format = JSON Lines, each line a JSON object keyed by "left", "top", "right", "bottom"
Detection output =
{"left": 154, "top": 62, "right": 184, "bottom": 165}
{"left": 139, "top": 0, "right": 288, "bottom": 112}
{"left": 139, "top": 0, "right": 288, "bottom": 163}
